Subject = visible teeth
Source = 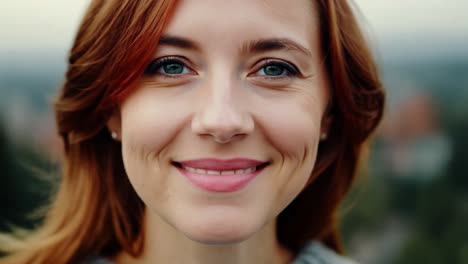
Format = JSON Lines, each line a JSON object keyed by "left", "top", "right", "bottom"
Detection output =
{"left": 184, "top": 166, "right": 197, "bottom": 172}
{"left": 181, "top": 165, "right": 258, "bottom": 175}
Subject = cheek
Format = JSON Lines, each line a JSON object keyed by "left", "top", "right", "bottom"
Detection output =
{"left": 118, "top": 89, "right": 192, "bottom": 199}
{"left": 120, "top": 89, "right": 192, "bottom": 157}
{"left": 253, "top": 92, "right": 324, "bottom": 160}
{"left": 251, "top": 89, "right": 325, "bottom": 211}
{"left": 266, "top": 111, "right": 318, "bottom": 155}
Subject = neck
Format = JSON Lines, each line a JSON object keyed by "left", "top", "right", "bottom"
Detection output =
{"left": 114, "top": 210, "right": 292, "bottom": 264}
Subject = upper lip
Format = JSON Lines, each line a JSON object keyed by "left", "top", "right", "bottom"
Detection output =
{"left": 174, "top": 158, "right": 268, "bottom": 171}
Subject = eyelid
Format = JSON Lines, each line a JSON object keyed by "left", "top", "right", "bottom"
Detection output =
{"left": 249, "top": 58, "right": 301, "bottom": 77}
{"left": 144, "top": 55, "right": 196, "bottom": 76}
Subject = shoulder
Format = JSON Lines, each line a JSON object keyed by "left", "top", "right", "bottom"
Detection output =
{"left": 292, "top": 241, "right": 359, "bottom": 264}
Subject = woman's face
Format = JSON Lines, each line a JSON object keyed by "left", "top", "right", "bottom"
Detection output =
{"left": 111, "top": 0, "right": 330, "bottom": 244}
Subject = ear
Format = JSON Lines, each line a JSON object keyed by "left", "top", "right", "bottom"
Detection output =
{"left": 106, "top": 110, "right": 122, "bottom": 141}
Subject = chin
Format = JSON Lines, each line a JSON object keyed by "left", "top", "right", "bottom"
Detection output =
{"left": 185, "top": 229, "right": 253, "bottom": 246}
{"left": 180, "top": 215, "right": 260, "bottom": 245}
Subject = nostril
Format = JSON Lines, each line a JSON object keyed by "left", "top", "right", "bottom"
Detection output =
{"left": 191, "top": 107, "right": 254, "bottom": 144}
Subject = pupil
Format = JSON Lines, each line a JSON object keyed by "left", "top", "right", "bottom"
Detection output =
{"left": 164, "top": 63, "right": 183, "bottom": 74}
{"left": 264, "top": 65, "right": 284, "bottom": 76}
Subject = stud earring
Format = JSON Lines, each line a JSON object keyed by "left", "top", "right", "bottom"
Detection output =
{"left": 320, "top": 132, "right": 328, "bottom": 141}
{"left": 111, "top": 131, "right": 118, "bottom": 140}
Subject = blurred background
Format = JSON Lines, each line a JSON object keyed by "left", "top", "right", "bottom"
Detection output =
{"left": 0, "top": 1, "right": 467, "bottom": 263}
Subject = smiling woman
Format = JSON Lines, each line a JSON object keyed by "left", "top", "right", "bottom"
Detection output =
{"left": 0, "top": 0, "right": 384, "bottom": 264}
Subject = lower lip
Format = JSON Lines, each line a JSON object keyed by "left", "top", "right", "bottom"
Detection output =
{"left": 175, "top": 165, "right": 266, "bottom": 193}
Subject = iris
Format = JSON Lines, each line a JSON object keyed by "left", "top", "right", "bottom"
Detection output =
{"left": 263, "top": 64, "right": 285, "bottom": 76}
{"left": 161, "top": 62, "right": 184, "bottom": 74}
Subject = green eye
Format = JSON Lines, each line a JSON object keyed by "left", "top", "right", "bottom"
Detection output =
{"left": 255, "top": 60, "right": 299, "bottom": 78}
{"left": 263, "top": 65, "right": 285, "bottom": 76}
{"left": 144, "top": 57, "right": 191, "bottom": 76}
{"left": 162, "top": 62, "right": 185, "bottom": 74}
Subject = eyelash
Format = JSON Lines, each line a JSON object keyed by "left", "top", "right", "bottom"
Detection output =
{"left": 143, "top": 56, "right": 193, "bottom": 78}
{"left": 252, "top": 59, "right": 300, "bottom": 80}
{"left": 143, "top": 56, "right": 300, "bottom": 80}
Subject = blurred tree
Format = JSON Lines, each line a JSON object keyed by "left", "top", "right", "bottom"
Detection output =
{"left": 396, "top": 115, "right": 468, "bottom": 263}
{"left": 0, "top": 119, "right": 52, "bottom": 232}
{"left": 342, "top": 112, "right": 468, "bottom": 263}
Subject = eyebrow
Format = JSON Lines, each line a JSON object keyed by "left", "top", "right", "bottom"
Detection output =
{"left": 158, "top": 35, "right": 312, "bottom": 57}
{"left": 241, "top": 38, "right": 313, "bottom": 57}
{"left": 158, "top": 35, "right": 200, "bottom": 50}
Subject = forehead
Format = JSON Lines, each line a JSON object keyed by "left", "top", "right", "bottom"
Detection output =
{"left": 163, "top": 0, "right": 319, "bottom": 49}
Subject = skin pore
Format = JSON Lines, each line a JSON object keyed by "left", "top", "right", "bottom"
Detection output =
{"left": 108, "top": 0, "right": 331, "bottom": 263}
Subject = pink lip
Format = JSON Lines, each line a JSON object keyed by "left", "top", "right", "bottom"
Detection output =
{"left": 173, "top": 158, "right": 268, "bottom": 193}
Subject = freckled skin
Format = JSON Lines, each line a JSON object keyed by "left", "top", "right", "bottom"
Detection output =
{"left": 109, "top": 0, "right": 330, "bottom": 262}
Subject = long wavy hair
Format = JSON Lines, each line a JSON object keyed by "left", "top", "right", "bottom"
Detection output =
{"left": 0, "top": 0, "right": 384, "bottom": 263}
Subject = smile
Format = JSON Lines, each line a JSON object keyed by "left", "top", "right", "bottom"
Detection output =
{"left": 172, "top": 158, "right": 270, "bottom": 192}
{"left": 180, "top": 165, "right": 258, "bottom": 175}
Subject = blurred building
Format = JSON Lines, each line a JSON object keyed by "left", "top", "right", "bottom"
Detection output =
{"left": 377, "top": 90, "right": 452, "bottom": 181}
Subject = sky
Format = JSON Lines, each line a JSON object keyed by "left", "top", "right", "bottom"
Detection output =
{"left": 0, "top": 0, "right": 467, "bottom": 57}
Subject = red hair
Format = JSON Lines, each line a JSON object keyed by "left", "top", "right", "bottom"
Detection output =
{"left": 0, "top": 0, "right": 384, "bottom": 263}
{"left": 278, "top": 0, "right": 384, "bottom": 253}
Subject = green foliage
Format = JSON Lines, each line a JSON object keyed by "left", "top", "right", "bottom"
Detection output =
{"left": 0, "top": 121, "right": 53, "bottom": 232}
{"left": 340, "top": 173, "right": 392, "bottom": 239}
{"left": 342, "top": 114, "right": 468, "bottom": 263}
{"left": 394, "top": 233, "right": 444, "bottom": 264}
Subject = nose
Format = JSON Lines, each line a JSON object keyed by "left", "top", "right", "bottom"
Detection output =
{"left": 191, "top": 79, "right": 254, "bottom": 144}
